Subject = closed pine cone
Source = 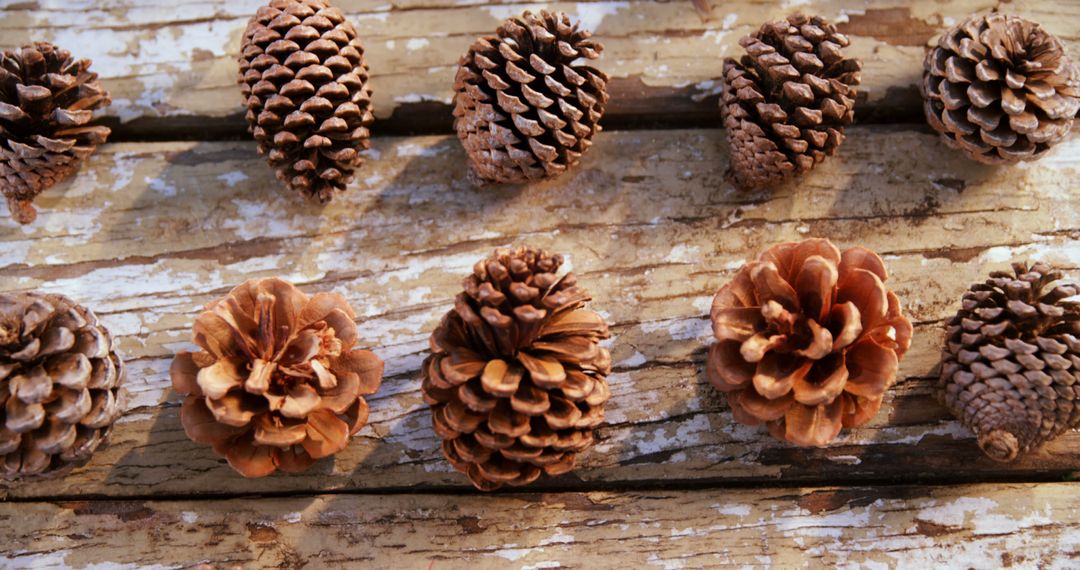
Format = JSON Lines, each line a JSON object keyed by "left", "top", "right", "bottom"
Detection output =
{"left": 720, "top": 14, "right": 862, "bottom": 192}
{"left": 922, "top": 14, "right": 1079, "bottom": 165}
{"left": 939, "top": 262, "right": 1080, "bottom": 462}
{"left": 239, "top": 0, "right": 375, "bottom": 202}
{"left": 171, "top": 278, "right": 383, "bottom": 477}
{"left": 0, "top": 42, "right": 111, "bottom": 225}
{"left": 707, "top": 239, "right": 912, "bottom": 446}
{"left": 453, "top": 10, "right": 609, "bottom": 185}
{"left": 421, "top": 247, "right": 612, "bottom": 490}
{"left": 0, "top": 292, "right": 125, "bottom": 480}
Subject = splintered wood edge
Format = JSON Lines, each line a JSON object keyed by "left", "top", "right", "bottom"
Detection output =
{"left": 2, "top": 483, "right": 1078, "bottom": 567}
{"left": 0, "top": 126, "right": 1078, "bottom": 497}
{"left": 1, "top": 0, "right": 1076, "bottom": 131}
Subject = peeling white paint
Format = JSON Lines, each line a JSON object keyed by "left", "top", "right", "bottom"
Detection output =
{"left": 216, "top": 171, "right": 249, "bottom": 188}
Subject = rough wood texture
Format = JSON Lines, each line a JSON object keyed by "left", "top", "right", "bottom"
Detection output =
{"left": 1, "top": 126, "right": 1078, "bottom": 498}
{"left": 3, "top": 483, "right": 1079, "bottom": 568}
{"left": 2, "top": 1, "right": 1077, "bottom": 135}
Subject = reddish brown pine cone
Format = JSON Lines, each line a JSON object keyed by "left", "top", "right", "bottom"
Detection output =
{"left": 1, "top": 42, "right": 111, "bottom": 224}
{"left": 707, "top": 239, "right": 912, "bottom": 446}
{"left": 239, "top": 0, "right": 375, "bottom": 202}
{"left": 0, "top": 291, "right": 125, "bottom": 480}
{"left": 421, "top": 247, "right": 612, "bottom": 490}
{"left": 922, "top": 14, "right": 1079, "bottom": 165}
{"left": 939, "top": 262, "right": 1080, "bottom": 462}
{"left": 171, "top": 278, "right": 383, "bottom": 477}
{"left": 720, "top": 14, "right": 862, "bottom": 192}
{"left": 453, "top": 10, "right": 609, "bottom": 185}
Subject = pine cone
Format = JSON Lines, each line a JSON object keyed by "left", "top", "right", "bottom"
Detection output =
{"left": 421, "top": 247, "right": 612, "bottom": 490}
{"left": 0, "top": 42, "right": 111, "bottom": 225}
{"left": 707, "top": 239, "right": 912, "bottom": 446}
{"left": 171, "top": 278, "right": 383, "bottom": 477}
{"left": 0, "top": 292, "right": 125, "bottom": 480}
{"left": 239, "top": 0, "right": 375, "bottom": 202}
{"left": 720, "top": 14, "right": 862, "bottom": 192}
{"left": 452, "top": 10, "right": 609, "bottom": 185}
{"left": 922, "top": 14, "right": 1079, "bottom": 165}
{"left": 939, "top": 262, "right": 1080, "bottom": 462}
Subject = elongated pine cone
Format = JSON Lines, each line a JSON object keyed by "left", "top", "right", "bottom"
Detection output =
{"left": 239, "top": 0, "right": 375, "bottom": 202}
{"left": 922, "top": 14, "right": 1079, "bottom": 165}
{"left": 171, "top": 278, "right": 383, "bottom": 477}
{"left": 939, "top": 262, "right": 1080, "bottom": 462}
{"left": 453, "top": 11, "right": 609, "bottom": 185}
{"left": 0, "top": 292, "right": 125, "bottom": 480}
{"left": 707, "top": 239, "right": 912, "bottom": 446}
{"left": 1, "top": 42, "right": 111, "bottom": 225}
{"left": 720, "top": 14, "right": 862, "bottom": 192}
{"left": 421, "top": 247, "right": 612, "bottom": 490}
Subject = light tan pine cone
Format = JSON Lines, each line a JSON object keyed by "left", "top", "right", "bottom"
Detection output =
{"left": 922, "top": 14, "right": 1079, "bottom": 165}
{"left": 939, "top": 262, "right": 1080, "bottom": 462}
{"left": 239, "top": 0, "right": 375, "bottom": 202}
{"left": 707, "top": 239, "right": 912, "bottom": 446}
{"left": 0, "top": 292, "right": 125, "bottom": 480}
{"left": 0, "top": 42, "right": 111, "bottom": 225}
{"left": 171, "top": 278, "right": 383, "bottom": 477}
{"left": 453, "top": 10, "right": 609, "bottom": 185}
{"left": 421, "top": 246, "right": 612, "bottom": 490}
{"left": 720, "top": 14, "right": 862, "bottom": 192}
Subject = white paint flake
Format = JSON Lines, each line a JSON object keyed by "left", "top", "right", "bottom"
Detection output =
{"left": 216, "top": 171, "right": 249, "bottom": 188}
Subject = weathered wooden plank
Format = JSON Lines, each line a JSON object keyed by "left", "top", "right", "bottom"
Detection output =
{"left": 0, "top": 127, "right": 1078, "bottom": 498}
{"left": 2, "top": 0, "right": 1077, "bottom": 134}
{"left": 3, "top": 483, "right": 1079, "bottom": 568}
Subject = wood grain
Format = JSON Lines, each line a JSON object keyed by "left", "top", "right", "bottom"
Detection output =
{"left": 1, "top": 126, "right": 1078, "bottom": 498}
{"left": 2, "top": 0, "right": 1077, "bottom": 135}
{"left": 3, "top": 483, "right": 1079, "bottom": 568}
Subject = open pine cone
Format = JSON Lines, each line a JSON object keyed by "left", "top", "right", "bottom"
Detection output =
{"left": 720, "top": 14, "right": 862, "bottom": 192}
{"left": 171, "top": 278, "right": 383, "bottom": 477}
{"left": 421, "top": 247, "right": 612, "bottom": 490}
{"left": 0, "top": 292, "right": 125, "bottom": 480}
{"left": 1, "top": 42, "right": 111, "bottom": 224}
{"left": 707, "top": 239, "right": 912, "bottom": 446}
{"left": 453, "top": 10, "right": 609, "bottom": 185}
{"left": 922, "top": 14, "right": 1079, "bottom": 165}
{"left": 939, "top": 262, "right": 1080, "bottom": 462}
{"left": 239, "top": 0, "right": 375, "bottom": 202}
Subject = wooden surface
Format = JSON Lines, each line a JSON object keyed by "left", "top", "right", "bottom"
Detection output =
{"left": 2, "top": 0, "right": 1080, "bottom": 568}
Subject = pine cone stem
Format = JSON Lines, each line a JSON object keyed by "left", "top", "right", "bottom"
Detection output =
{"left": 979, "top": 429, "right": 1020, "bottom": 463}
{"left": 6, "top": 196, "right": 35, "bottom": 225}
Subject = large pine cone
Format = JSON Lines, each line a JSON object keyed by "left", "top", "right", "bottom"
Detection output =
{"left": 453, "top": 10, "right": 609, "bottom": 185}
{"left": 720, "top": 14, "right": 862, "bottom": 192}
{"left": 939, "top": 262, "right": 1080, "bottom": 462}
{"left": 922, "top": 14, "right": 1079, "bottom": 165}
{"left": 171, "top": 278, "right": 383, "bottom": 477}
{"left": 707, "top": 239, "right": 912, "bottom": 446}
{"left": 239, "top": 0, "right": 375, "bottom": 202}
{"left": 421, "top": 247, "right": 612, "bottom": 490}
{"left": 0, "top": 42, "right": 111, "bottom": 225}
{"left": 0, "top": 292, "right": 125, "bottom": 480}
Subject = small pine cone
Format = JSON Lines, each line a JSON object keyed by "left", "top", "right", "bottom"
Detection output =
{"left": 453, "top": 10, "right": 609, "bottom": 185}
{"left": 239, "top": 0, "right": 375, "bottom": 202}
{"left": 421, "top": 246, "right": 612, "bottom": 490}
{"left": 922, "top": 14, "right": 1079, "bottom": 165}
{"left": 0, "top": 292, "right": 125, "bottom": 480}
{"left": 939, "top": 262, "right": 1080, "bottom": 462}
{"left": 720, "top": 14, "right": 862, "bottom": 192}
{"left": 0, "top": 42, "right": 111, "bottom": 225}
{"left": 707, "top": 239, "right": 912, "bottom": 446}
{"left": 171, "top": 278, "right": 383, "bottom": 477}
